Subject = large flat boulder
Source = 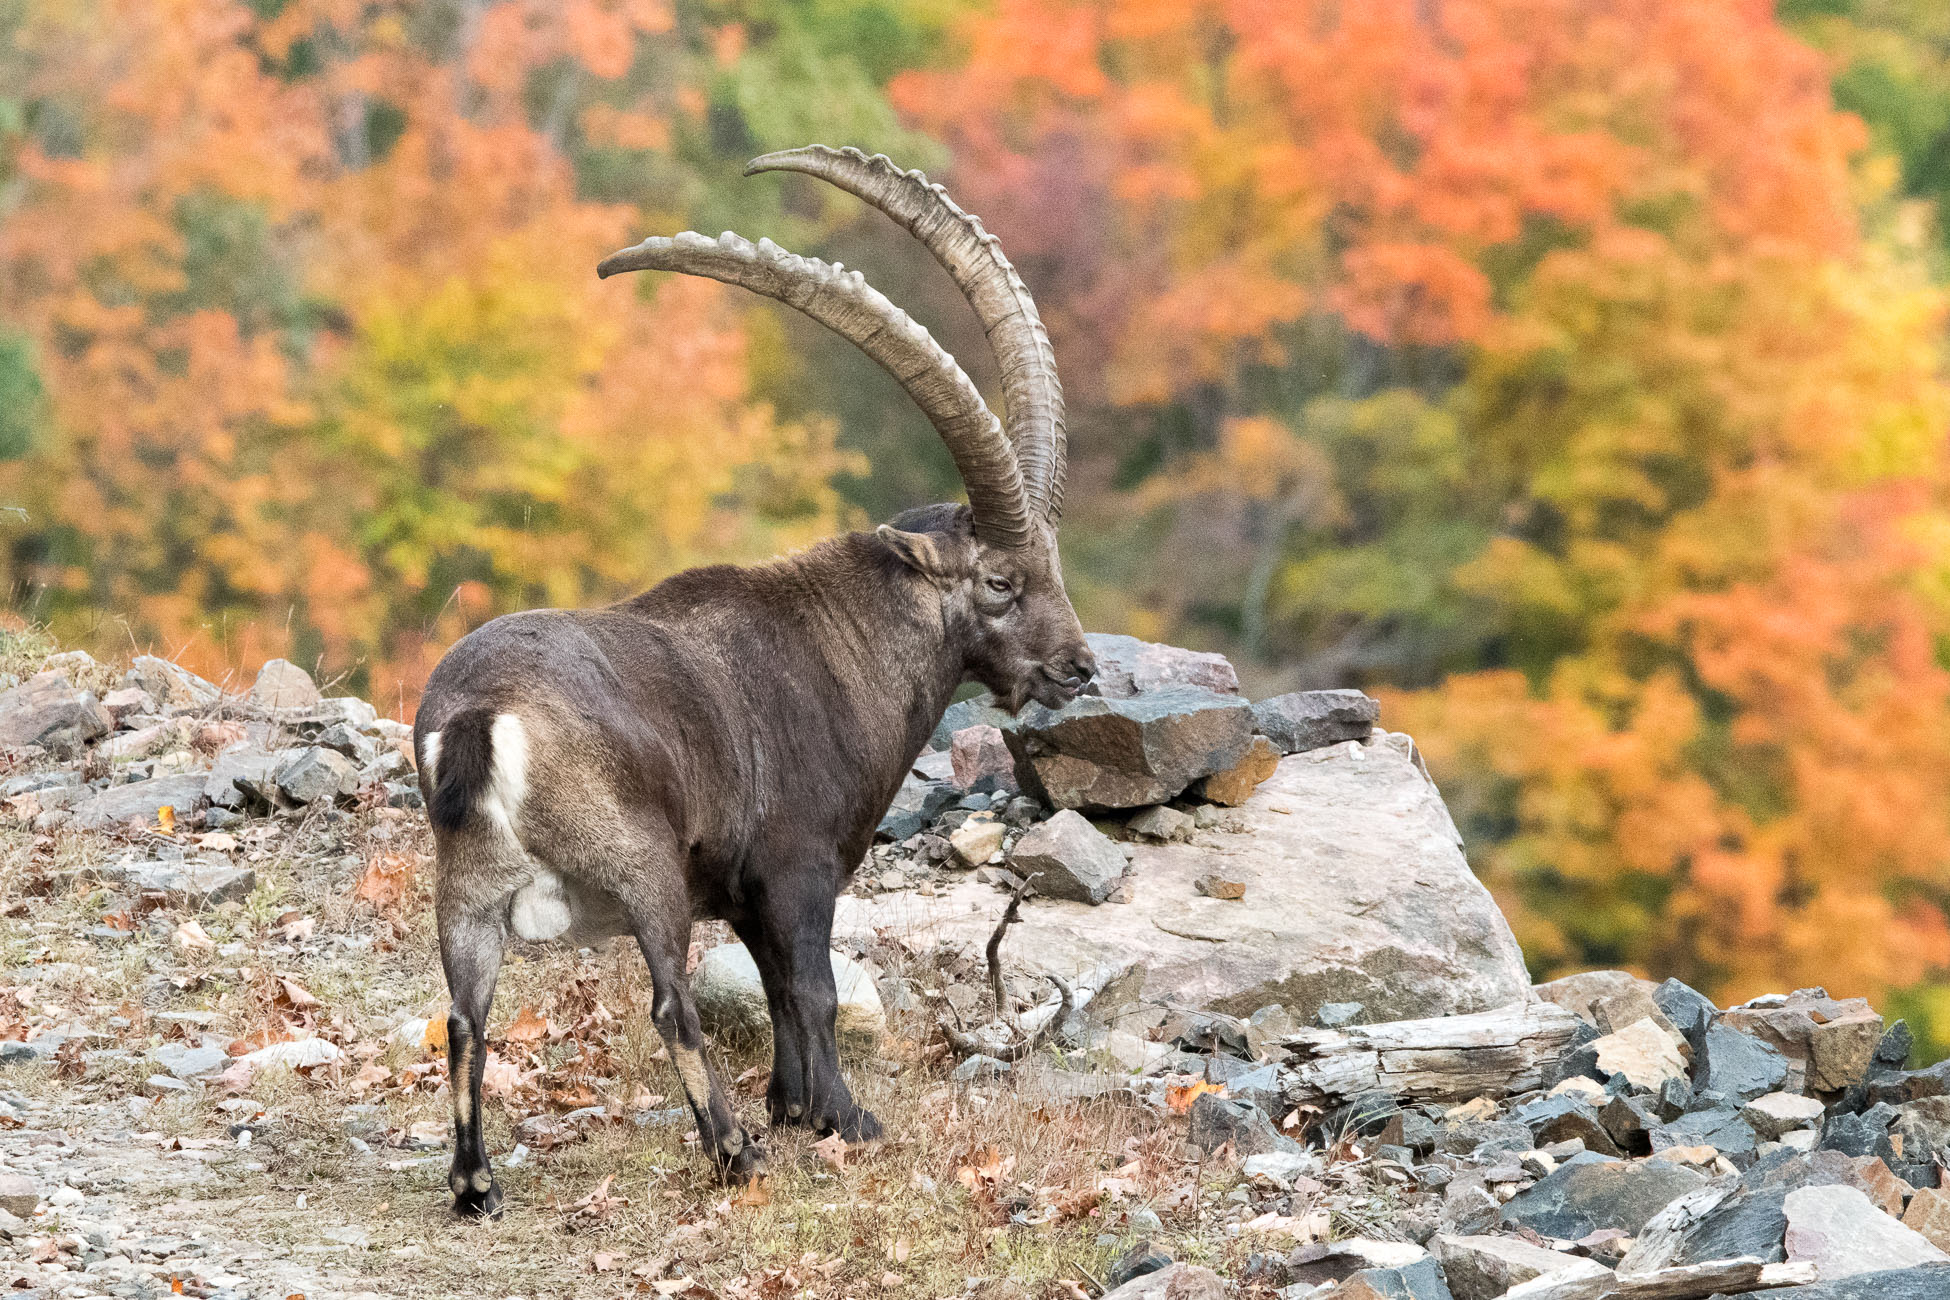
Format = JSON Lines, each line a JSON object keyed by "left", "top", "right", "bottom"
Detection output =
{"left": 1003, "top": 686, "right": 1255, "bottom": 811}
{"left": 0, "top": 671, "right": 112, "bottom": 756}
{"left": 840, "top": 730, "right": 1531, "bottom": 1022}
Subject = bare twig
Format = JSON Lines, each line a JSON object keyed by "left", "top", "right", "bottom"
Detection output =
{"left": 987, "top": 876, "right": 1035, "bottom": 1021}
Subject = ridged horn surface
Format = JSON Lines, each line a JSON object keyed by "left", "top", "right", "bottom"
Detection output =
{"left": 599, "top": 231, "right": 1031, "bottom": 548}
{"left": 746, "top": 145, "right": 1067, "bottom": 523}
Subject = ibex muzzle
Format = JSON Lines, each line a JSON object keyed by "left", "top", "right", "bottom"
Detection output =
{"left": 413, "top": 146, "right": 1089, "bottom": 1216}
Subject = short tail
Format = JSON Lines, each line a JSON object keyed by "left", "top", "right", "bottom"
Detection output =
{"left": 427, "top": 709, "right": 495, "bottom": 832}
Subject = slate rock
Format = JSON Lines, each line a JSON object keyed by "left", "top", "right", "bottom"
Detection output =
{"left": 877, "top": 772, "right": 959, "bottom": 841}
{"left": 1087, "top": 633, "right": 1240, "bottom": 699}
{"left": 1008, "top": 809, "right": 1126, "bottom": 904}
{"left": 1599, "top": 1093, "right": 1659, "bottom": 1155}
{"left": 1004, "top": 686, "right": 1255, "bottom": 810}
{"left": 692, "top": 944, "right": 884, "bottom": 1053}
{"left": 149, "top": 1040, "right": 231, "bottom": 1080}
{"left": 1784, "top": 1184, "right": 1949, "bottom": 1278}
{"left": 838, "top": 736, "right": 1532, "bottom": 1022}
{"left": 1696, "top": 1021, "right": 1789, "bottom": 1100}
{"left": 1431, "top": 1234, "right": 1608, "bottom": 1300}
{"left": 1250, "top": 689, "right": 1378, "bottom": 755}
{"left": 1322, "top": 1258, "right": 1452, "bottom": 1300}
{"left": 1104, "top": 1245, "right": 1174, "bottom": 1290}
{"left": 1653, "top": 978, "right": 1717, "bottom": 1051}
{"left": 274, "top": 746, "right": 360, "bottom": 805}
{"left": 1894, "top": 1097, "right": 1950, "bottom": 1166}
{"left": 1759, "top": 1265, "right": 1950, "bottom": 1300}
{"left": 1821, "top": 1103, "right": 1899, "bottom": 1163}
{"left": 249, "top": 658, "right": 320, "bottom": 712}
{"left": 929, "top": 693, "right": 1014, "bottom": 752}
{"left": 1127, "top": 804, "right": 1195, "bottom": 842}
{"left": 1512, "top": 1095, "right": 1622, "bottom": 1157}
{"left": 1437, "top": 1120, "right": 1535, "bottom": 1159}
{"left": 1192, "top": 734, "right": 1280, "bottom": 806}
{"left": 0, "top": 671, "right": 112, "bottom": 756}
{"left": 89, "top": 857, "right": 255, "bottom": 908}
{"left": 67, "top": 774, "right": 207, "bottom": 831}
{"left": 1186, "top": 1092, "right": 1298, "bottom": 1157}
{"left": 1878, "top": 1020, "right": 1916, "bottom": 1068}
{"left": 1498, "top": 1151, "right": 1708, "bottom": 1238}
{"left": 1650, "top": 1106, "right": 1758, "bottom": 1160}
{"left": 1316, "top": 1001, "right": 1365, "bottom": 1028}
{"left": 949, "top": 725, "right": 1019, "bottom": 795}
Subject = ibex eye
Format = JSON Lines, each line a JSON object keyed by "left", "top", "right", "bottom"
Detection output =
{"left": 985, "top": 577, "right": 1013, "bottom": 595}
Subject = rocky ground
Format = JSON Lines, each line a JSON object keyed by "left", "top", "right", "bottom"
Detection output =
{"left": 1, "top": 628, "right": 1947, "bottom": 1300}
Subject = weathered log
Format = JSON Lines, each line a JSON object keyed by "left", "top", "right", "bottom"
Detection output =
{"left": 1501, "top": 1259, "right": 1815, "bottom": 1300}
{"left": 1279, "top": 1000, "right": 1583, "bottom": 1107}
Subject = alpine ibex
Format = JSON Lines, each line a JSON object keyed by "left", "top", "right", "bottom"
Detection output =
{"left": 413, "top": 145, "right": 1094, "bottom": 1215}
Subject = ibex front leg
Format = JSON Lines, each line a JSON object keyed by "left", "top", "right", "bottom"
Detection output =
{"left": 754, "top": 881, "right": 881, "bottom": 1142}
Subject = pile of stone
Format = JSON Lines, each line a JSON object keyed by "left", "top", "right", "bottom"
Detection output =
{"left": 1084, "top": 971, "right": 1950, "bottom": 1299}
{"left": 871, "top": 632, "right": 1380, "bottom": 907}
{"left": 0, "top": 652, "right": 418, "bottom": 838}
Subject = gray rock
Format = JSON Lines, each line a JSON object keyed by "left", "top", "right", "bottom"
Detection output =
{"left": 1438, "top": 1120, "right": 1534, "bottom": 1159}
{"left": 1761, "top": 1265, "right": 1950, "bottom": 1300}
{"left": 249, "top": 658, "right": 320, "bottom": 712}
{"left": 949, "top": 725, "right": 1018, "bottom": 794}
{"left": 67, "top": 774, "right": 207, "bottom": 832}
{"left": 1534, "top": 970, "right": 1661, "bottom": 1025}
{"left": 0, "top": 1173, "right": 36, "bottom": 1217}
{"left": 1696, "top": 1021, "right": 1789, "bottom": 1100}
{"left": 1009, "top": 809, "right": 1126, "bottom": 905}
{"left": 692, "top": 943, "right": 883, "bottom": 1053}
{"left": 89, "top": 857, "right": 255, "bottom": 908}
{"left": 204, "top": 745, "right": 299, "bottom": 809}
{"left": 150, "top": 1040, "right": 231, "bottom": 1079}
{"left": 1316, "top": 1001, "right": 1365, "bottom": 1028}
{"left": 1319, "top": 1258, "right": 1451, "bottom": 1300}
{"left": 312, "top": 723, "right": 375, "bottom": 762}
{"left": 1086, "top": 633, "right": 1239, "bottom": 699}
{"left": 123, "top": 655, "right": 224, "bottom": 712}
{"left": 1744, "top": 1091, "right": 1826, "bottom": 1141}
{"left": 1098, "top": 1263, "right": 1225, "bottom": 1300}
{"left": 1600, "top": 1093, "right": 1659, "bottom": 1155}
{"left": 1894, "top": 1096, "right": 1950, "bottom": 1166}
{"left": 274, "top": 746, "right": 359, "bottom": 805}
{"left": 1126, "top": 804, "right": 1195, "bottom": 842}
{"left": 840, "top": 734, "right": 1531, "bottom": 1022}
{"left": 0, "top": 671, "right": 112, "bottom": 756}
{"left": 1821, "top": 1103, "right": 1899, "bottom": 1163}
{"left": 1186, "top": 1092, "right": 1298, "bottom": 1157}
{"left": 1003, "top": 686, "right": 1255, "bottom": 810}
{"left": 1512, "top": 1095, "right": 1622, "bottom": 1157}
{"left": 951, "top": 1055, "right": 1011, "bottom": 1083}
{"left": 876, "top": 773, "right": 958, "bottom": 841}
{"left": 1785, "top": 1184, "right": 1949, "bottom": 1278}
{"left": 1498, "top": 1152, "right": 1708, "bottom": 1238}
{"left": 929, "top": 693, "right": 1014, "bottom": 752}
{"left": 1250, "top": 689, "right": 1378, "bottom": 755}
{"left": 1650, "top": 1106, "right": 1758, "bottom": 1160}
{"left": 1432, "top": 1234, "right": 1608, "bottom": 1300}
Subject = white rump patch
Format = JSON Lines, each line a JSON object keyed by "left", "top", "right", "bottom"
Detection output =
{"left": 509, "top": 868, "right": 573, "bottom": 942}
{"left": 481, "top": 712, "right": 529, "bottom": 833}
{"left": 421, "top": 731, "right": 441, "bottom": 787}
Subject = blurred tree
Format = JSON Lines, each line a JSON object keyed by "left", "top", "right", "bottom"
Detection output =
{"left": 901, "top": 0, "right": 1950, "bottom": 1017}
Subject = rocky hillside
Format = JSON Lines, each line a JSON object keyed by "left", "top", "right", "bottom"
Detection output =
{"left": 0, "top": 633, "right": 1946, "bottom": 1299}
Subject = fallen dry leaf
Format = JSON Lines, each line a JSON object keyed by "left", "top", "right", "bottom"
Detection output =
{"left": 811, "top": 1132, "right": 849, "bottom": 1171}
{"left": 352, "top": 852, "right": 415, "bottom": 908}
{"left": 502, "top": 1004, "right": 550, "bottom": 1047}
{"left": 173, "top": 919, "right": 215, "bottom": 953}
{"left": 1166, "top": 1078, "right": 1225, "bottom": 1114}
{"left": 733, "top": 1176, "right": 773, "bottom": 1208}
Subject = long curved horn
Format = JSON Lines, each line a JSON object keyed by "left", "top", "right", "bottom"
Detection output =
{"left": 599, "top": 231, "right": 1032, "bottom": 549}
{"left": 745, "top": 146, "right": 1067, "bottom": 524}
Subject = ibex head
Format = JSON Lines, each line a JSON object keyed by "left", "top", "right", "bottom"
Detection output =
{"left": 599, "top": 145, "right": 1093, "bottom": 712}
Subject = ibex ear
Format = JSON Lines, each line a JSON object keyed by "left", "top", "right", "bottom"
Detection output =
{"left": 876, "top": 525, "right": 954, "bottom": 582}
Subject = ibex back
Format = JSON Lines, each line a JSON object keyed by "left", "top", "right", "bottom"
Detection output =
{"left": 413, "top": 145, "right": 1093, "bottom": 1216}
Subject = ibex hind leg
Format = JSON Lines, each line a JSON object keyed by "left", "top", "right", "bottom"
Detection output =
{"left": 438, "top": 903, "right": 507, "bottom": 1218}
{"left": 615, "top": 861, "right": 766, "bottom": 1183}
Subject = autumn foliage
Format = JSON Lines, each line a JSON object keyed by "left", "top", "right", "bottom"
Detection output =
{"left": 7, "top": 2, "right": 1950, "bottom": 1035}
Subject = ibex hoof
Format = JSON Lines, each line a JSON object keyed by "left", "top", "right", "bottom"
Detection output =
{"left": 823, "top": 1106, "right": 882, "bottom": 1144}
{"left": 721, "top": 1139, "right": 769, "bottom": 1184}
{"left": 451, "top": 1172, "right": 504, "bottom": 1219}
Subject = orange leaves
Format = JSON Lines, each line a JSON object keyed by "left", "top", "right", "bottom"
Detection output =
{"left": 1165, "top": 1078, "right": 1224, "bottom": 1114}
{"left": 352, "top": 853, "right": 416, "bottom": 909}
{"left": 502, "top": 1005, "right": 551, "bottom": 1049}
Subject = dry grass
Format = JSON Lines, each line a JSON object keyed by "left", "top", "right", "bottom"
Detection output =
{"left": 0, "top": 792, "right": 1327, "bottom": 1300}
